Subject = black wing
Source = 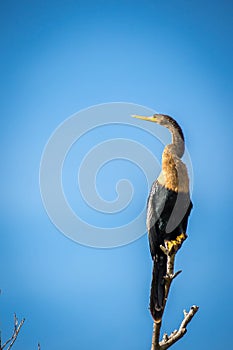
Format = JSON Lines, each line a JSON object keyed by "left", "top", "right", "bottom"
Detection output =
{"left": 147, "top": 180, "right": 192, "bottom": 257}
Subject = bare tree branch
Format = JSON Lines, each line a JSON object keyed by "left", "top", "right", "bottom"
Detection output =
{"left": 159, "top": 306, "right": 199, "bottom": 350}
{"left": 1, "top": 291, "right": 39, "bottom": 350}
{"left": 1, "top": 314, "right": 25, "bottom": 350}
{"left": 151, "top": 241, "right": 199, "bottom": 350}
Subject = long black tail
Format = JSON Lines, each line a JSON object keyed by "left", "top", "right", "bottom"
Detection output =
{"left": 150, "top": 253, "right": 167, "bottom": 322}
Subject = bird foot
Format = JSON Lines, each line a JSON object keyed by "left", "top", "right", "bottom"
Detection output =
{"left": 165, "top": 233, "right": 187, "bottom": 255}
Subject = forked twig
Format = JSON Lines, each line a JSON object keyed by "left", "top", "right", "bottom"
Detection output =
{"left": 0, "top": 314, "right": 25, "bottom": 350}
{"left": 159, "top": 305, "right": 199, "bottom": 350}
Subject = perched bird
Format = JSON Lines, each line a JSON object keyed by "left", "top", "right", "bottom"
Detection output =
{"left": 132, "top": 114, "right": 193, "bottom": 322}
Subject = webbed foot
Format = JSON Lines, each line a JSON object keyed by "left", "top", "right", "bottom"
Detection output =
{"left": 165, "top": 233, "right": 187, "bottom": 254}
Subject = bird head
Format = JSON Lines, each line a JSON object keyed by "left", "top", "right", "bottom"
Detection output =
{"left": 132, "top": 113, "right": 185, "bottom": 157}
{"left": 132, "top": 113, "right": 173, "bottom": 127}
{"left": 132, "top": 114, "right": 184, "bottom": 140}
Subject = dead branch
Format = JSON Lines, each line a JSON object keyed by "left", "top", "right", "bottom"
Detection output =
{"left": 151, "top": 241, "right": 199, "bottom": 350}
{"left": 159, "top": 306, "right": 199, "bottom": 350}
{"left": 0, "top": 314, "right": 25, "bottom": 350}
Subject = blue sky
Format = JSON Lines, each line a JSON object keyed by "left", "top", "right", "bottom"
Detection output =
{"left": 1, "top": 1, "right": 233, "bottom": 349}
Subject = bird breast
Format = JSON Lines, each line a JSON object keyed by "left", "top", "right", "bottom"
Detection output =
{"left": 158, "top": 151, "right": 190, "bottom": 193}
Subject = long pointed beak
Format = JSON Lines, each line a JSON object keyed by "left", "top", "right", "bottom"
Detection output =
{"left": 131, "top": 114, "right": 155, "bottom": 122}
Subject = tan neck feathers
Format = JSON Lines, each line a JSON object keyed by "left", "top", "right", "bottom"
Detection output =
{"left": 157, "top": 149, "right": 189, "bottom": 193}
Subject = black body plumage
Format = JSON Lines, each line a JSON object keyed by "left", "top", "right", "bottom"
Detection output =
{"left": 147, "top": 181, "right": 192, "bottom": 321}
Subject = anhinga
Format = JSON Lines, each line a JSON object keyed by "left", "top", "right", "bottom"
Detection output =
{"left": 132, "top": 114, "right": 193, "bottom": 323}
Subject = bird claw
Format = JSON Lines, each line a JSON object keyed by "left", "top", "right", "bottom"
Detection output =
{"left": 165, "top": 233, "right": 187, "bottom": 254}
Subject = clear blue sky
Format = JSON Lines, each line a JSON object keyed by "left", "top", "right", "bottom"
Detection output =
{"left": 1, "top": 1, "right": 233, "bottom": 349}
